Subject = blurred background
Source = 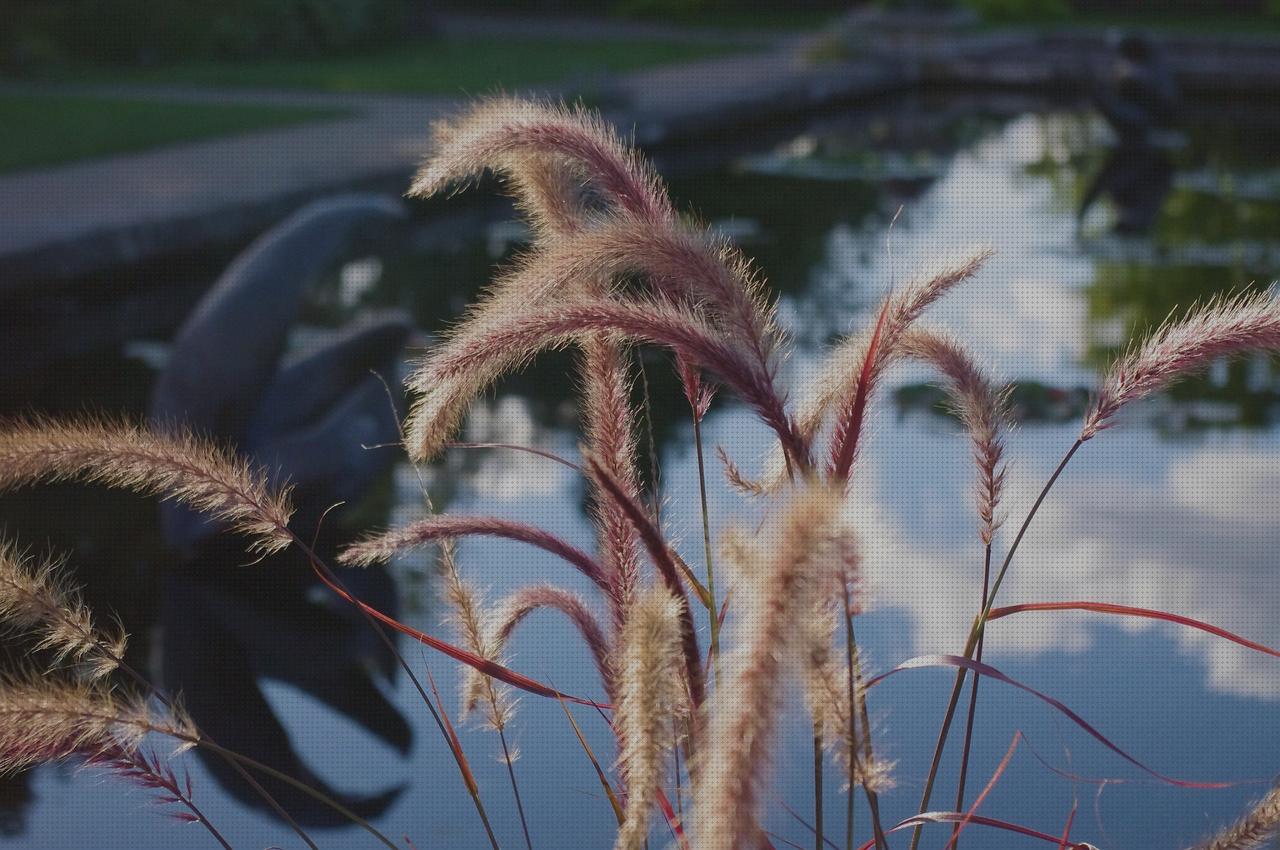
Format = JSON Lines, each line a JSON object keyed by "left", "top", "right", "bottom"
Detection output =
{"left": 4, "top": 1, "right": 1280, "bottom": 848}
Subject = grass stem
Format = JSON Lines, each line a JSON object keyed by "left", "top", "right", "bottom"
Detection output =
{"left": 290, "top": 532, "right": 502, "bottom": 850}
{"left": 814, "top": 722, "right": 824, "bottom": 850}
{"left": 114, "top": 659, "right": 320, "bottom": 850}
{"left": 951, "top": 545, "right": 993, "bottom": 850}
{"left": 842, "top": 581, "right": 887, "bottom": 850}
{"left": 908, "top": 439, "right": 1082, "bottom": 850}
{"left": 499, "top": 726, "right": 534, "bottom": 850}
{"left": 194, "top": 740, "right": 399, "bottom": 850}
{"left": 692, "top": 413, "right": 720, "bottom": 680}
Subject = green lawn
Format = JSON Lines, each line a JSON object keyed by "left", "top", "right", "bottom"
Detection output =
{"left": 0, "top": 37, "right": 749, "bottom": 172}
{"left": 69, "top": 37, "right": 748, "bottom": 95}
{"left": 0, "top": 94, "right": 347, "bottom": 174}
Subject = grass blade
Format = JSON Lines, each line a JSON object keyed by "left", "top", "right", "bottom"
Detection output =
{"left": 867, "top": 654, "right": 1231, "bottom": 789}
{"left": 987, "top": 601, "right": 1280, "bottom": 659}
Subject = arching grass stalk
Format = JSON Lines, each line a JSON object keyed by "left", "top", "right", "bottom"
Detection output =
{"left": 909, "top": 439, "right": 1082, "bottom": 850}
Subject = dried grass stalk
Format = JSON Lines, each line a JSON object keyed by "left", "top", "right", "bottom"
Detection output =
{"left": 340, "top": 515, "right": 609, "bottom": 592}
{"left": 691, "top": 482, "right": 846, "bottom": 849}
{"left": 899, "top": 327, "right": 1010, "bottom": 543}
{"left": 405, "top": 98, "right": 787, "bottom": 478}
{"left": 578, "top": 337, "right": 643, "bottom": 624}
{"left": 0, "top": 541, "right": 126, "bottom": 681}
{"left": 410, "top": 97, "right": 669, "bottom": 224}
{"left": 825, "top": 252, "right": 991, "bottom": 474}
{"left": 1083, "top": 288, "right": 1280, "bottom": 440}
{"left": 0, "top": 673, "right": 195, "bottom": 774}
{"left": 481, "top": 584, "right": 613, "bottom": 703}
{"left": 1184, "top": 785, "right": 1280, "bottom": 850}
{"left": 613, "top": 587, "right": 684, "bottom": 850}
{"left": 435, "top": 539, "right": 518, "bottom": 733}
{"left": 0, "top": 416, "right": 293, "bottom": 554}
{"left": 405, "top": 296, "right": 803, "bottom": 466}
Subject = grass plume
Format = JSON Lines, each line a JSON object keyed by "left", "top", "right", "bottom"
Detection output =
{"left": 341, "top": 514, "right": 609, "bottom": 592}
{"left": 0, "top": 415, "right": 293, "bottom": 554}
{"left": 1083, "top": 287, "right": 1280, "bottom": 440}
{"left": 898, "top": 327, "right": 1010, "bottom": 543}
{"left": 691, "top": 482, "right": 846, "bottom": 849}
{"left": 0, "top": 672, "right": 195, "bottom": 774}
{"left": 1183, "top": 785, "right": 1280, "bottom": 850}
{"left": 0, "top": 541, "right": 126, "bottom": 681}
{"left": 613, "top": 587, "right": 684, "bottom": 850}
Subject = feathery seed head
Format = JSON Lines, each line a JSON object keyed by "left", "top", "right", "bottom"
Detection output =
{"left": 0, "top": 541, "right": 125, "bottom": 681}
{"left": 613, "top": 586, "right": 684, "bottom": 850}
{"left": 0, "top": 673, "right": 195, "bottom": 774}
{"left": 0, "top": 416, "right": 294, "bottom": 555}
{"left": 1185, "top": 783, "right": 1280, "bottom": 850}
{"left": 898, "top": 327, "right": 1011, "bottom": 543}
{"left": 1083, "top": 288, "right": 1280, "bottom": 440}
{"left": 692, "top": 481, "right": 848, "bottom": 849}
{"left": 410, "top": 97, "right": 668, "bottom": 224}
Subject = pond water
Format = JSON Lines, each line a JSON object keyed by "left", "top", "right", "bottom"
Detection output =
{"left": 5, "top": 91, "right": 1280, "bottom": 849}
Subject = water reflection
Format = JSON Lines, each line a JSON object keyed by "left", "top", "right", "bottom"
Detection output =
{"left": 5, "top": 94, "right": 1280, "bottom": 847}
{"left": 1079, "top": 33, "right": 1180, "bottom": 234}
{"left": 148, "top": 195, "right": 414, "bottom": 824}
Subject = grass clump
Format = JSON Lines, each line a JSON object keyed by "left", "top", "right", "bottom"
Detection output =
{"left": 3, "top": 96, "right": 1280, "bottom": 850}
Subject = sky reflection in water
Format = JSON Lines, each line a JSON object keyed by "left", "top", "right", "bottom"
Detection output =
{"left": 13, "top": 107, "right": 1280, "bottom": 849}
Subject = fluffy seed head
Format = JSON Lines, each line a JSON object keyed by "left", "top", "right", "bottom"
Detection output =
{"left": 340, "top": 514, "right": 608, "bottom": 592}
{"left": 613, "top": 587, "right": 684, "bottom": 850}
{"left": 479, "top": 585, "right": 613, "bottom": 707}
{"left": 1083, "top": 288, "right": 1280, "bottom": 440}
{"left": 691, "top": 481, "right": 847, "bottom": 849}
{"left": 0, "top": 541, "right": 126, "bottom": 681}
{"left": 410, "top": 97, "right": 668, "bottom": 225}
{"left": 1184, "top": 784, "right": 1280, "bottom": 850}
{"left": 899, "top": 327, "right": 1010, "bottom": 544}
{"left": 0, "top": 416, "right": 294, "bottom": 555}
{"left": 0, "top": 673, "right": 196, "bottom": 774}
{"left": 404, "top": 296, "right": 803, "bottom": 466}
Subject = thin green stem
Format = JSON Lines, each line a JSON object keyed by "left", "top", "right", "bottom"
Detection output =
{"left": 499, "top": 726, "right": 534, "bottom": 850}
{"left": 194, "top": 740, "right": 399, "bottom": 850}
{"left": 814, "top": 722, "right": 824, "bottom": 850}
{"left": 692, "top": 413, "right": 720, "bottom": 679}
{"left": 908, "top": 439, "right": 1082, "bottom": 850}
{"left": 842, "top": 581, "right": 887, "bottom": 850}
{"left": 951, "top": 545, "right": 992, "bottom": 850}
{"left": 114, "top": 660, "right": 319, "bottom": 850}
